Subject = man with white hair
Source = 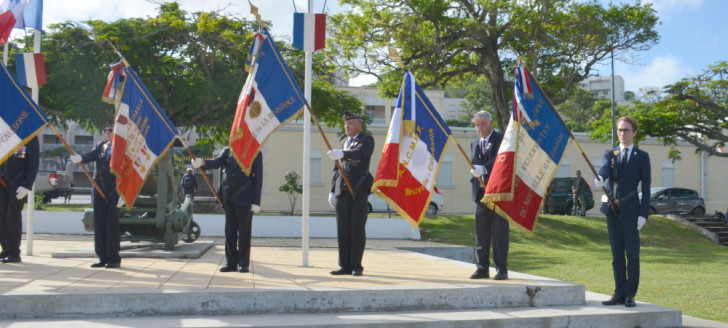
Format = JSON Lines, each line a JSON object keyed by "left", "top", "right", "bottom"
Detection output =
{"left": 468, "top": 110, "right": 509, "bottom": 280}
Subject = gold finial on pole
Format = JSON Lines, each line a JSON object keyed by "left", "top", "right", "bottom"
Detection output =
{"left": 387, "top": 45, "right": 407, "bottom": 71}
{"left": 248, "top": 0, "right": 266, "bottom": 29}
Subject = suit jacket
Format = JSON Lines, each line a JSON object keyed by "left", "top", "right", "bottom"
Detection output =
{"left": 204, "top": 148, "right": 263, "bottom": 207}
{"left": 470, "top": 130, "right": 504, "bottom": 203}
{"left": 330, "top": 133, "right": 375, "bottom": 196}
{"left": 0, "top": 137, "right": 39, "bottom": 192}
{"left": 598, "top": 147, "right": 651, "bottom": 218}
{"left": 80, "top": 140, "right": 118, "bottom": 199}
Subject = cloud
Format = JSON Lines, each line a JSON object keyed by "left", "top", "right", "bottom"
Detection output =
{"left": 644, "top": 0, "right": 703, "bottom": 23}
{"left": 619, "top": 55, "right": 694, "bottom": 92}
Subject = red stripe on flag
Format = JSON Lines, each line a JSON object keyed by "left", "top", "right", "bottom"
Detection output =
{"left": 373, "top": 142, "right": 399, "bottom": 182}
{"left": 110, "top": 135, "right": 143, "bottom": 204}
{"left": 377, "top": 165, "right": 432, "bottom": 225}
{"left": 229, "top": 122, "right": 261, "bottom": 169}
{"left": 0, "top": 11, "right": 16, "bottom": 44}
{"left": 493, "top": 176, "right": 543, "bottom": 231}
{"left": 32, "top": 53, "right": 46, "bottom": 86}
{"left": 314, "top": 14, "right": 326, "bottom": 51}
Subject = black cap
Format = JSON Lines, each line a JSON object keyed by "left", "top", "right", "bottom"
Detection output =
{"left": 344, "top": 111, "right": 363, "bottom": 121}
{"left": 106, "top": 119, "right": 114, "bottom": 128}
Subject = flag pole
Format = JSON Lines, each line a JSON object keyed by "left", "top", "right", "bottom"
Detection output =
{"left": 511, "top": 50, "right": 618, "bottom": 212}
{"left": 249, "top": 1, "right": 356, "bottom": 198}
{"left": 386, "top": 46, "right": 488, "bottom": 190}
{"left": 104, "top": 40, "right": 223, "bottom": 207}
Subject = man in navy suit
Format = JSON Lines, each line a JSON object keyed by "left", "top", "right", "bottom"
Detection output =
{"left": 71, "top": 121, "right": 123, "bottom": 268}
{"left": 327, "top": 111, "right": 374, "bottom": 277}
{"left": 594, "top": 116, "right": 651, "bottom": 308}
{"left": 469, "top": 110, "right": 508, "bottom": 280}
{"left": 192, "top": 149, "right": 263, "bottom": 273}
{"left": 0, "top": 137, "right": 39, "bottom": 263}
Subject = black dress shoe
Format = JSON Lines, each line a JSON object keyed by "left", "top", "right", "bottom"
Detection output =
{"left": 239, "top": 266, "right": 249, "bottom": 273}
{"left": 624, "top": 296, "right": 636, "bottom": 307}
{"left": 105, "top": 262, "right": 120, "bottom": 269}
{"left": 219, "top": 266, "right": 237, "bottom": 272}
{"left": 2, "top": 256, "right": 21, "bottom": 263}
{"left": 493, "top": 272, "right": 508, "bottom": 280}
{"left": 330, "top": 268, "right": 352, "bottom": 275}
{"left": 470, "top": 270, "right": 490, "bottom": 279}
{"left": 352, "top": 269, "right": 363, "bottom": 276}
{"left": 0, "top": 251, "right": 7, "bottom": 259}
{"left": 602, "top": 294, "right": 626, "bottom": 306}
{"left": 90, "top": 261, "right": 107, "bottom": 268}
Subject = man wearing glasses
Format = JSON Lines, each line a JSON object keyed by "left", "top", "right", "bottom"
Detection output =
{"left": 71, "top": 120, "right": 122, "bottom": 269}
{"left": 594, "top": 116, "right": 651, "bottom": 308}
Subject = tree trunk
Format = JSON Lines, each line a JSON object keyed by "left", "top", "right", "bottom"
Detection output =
{"left": 483, "top": 53, "right": 510, "bottom": 132}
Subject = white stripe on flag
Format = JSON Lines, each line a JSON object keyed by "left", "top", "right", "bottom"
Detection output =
{"left": 303, "top": 14, "right": 316, "bottom": 53}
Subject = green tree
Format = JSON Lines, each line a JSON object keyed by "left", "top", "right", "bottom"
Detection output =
{"left": 329, "top": 0, "right": 659, "bottom": 130}
{"left": 10, "top": 1, "right": 362, "bottom": 140}
{"left": 592, "top": 61, "right": 728, "bottom": 160}
{"left": 279, "top": 171, "right": 303, "bottom": 215}
{"left": 556, "top": 87, "right": 598, "bottom": 132}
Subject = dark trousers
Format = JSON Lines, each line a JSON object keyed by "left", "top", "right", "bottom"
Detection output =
{"left": 335, "top": 191, "right": 368, "bottom": 271}
{"left": 0, "top": 187, "right": 24, "bottom": 258}
{"left": 224, "top": 205, "right": 253, "bottom": 268}
{"left": 475, "top": 202, "right": 509, "bottom": 273}
{"left": 606, "top": 213, "right": 640, "bottom": 297}
{"left": 93, "top": 194, "right": 121, "bottom": 265}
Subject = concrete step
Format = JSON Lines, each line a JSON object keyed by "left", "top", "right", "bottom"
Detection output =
{"left": 0, "top": 281, "right": 585, "bottom": 320}
{"left": 0, "top": 292, "right": 683, "bottom": 328}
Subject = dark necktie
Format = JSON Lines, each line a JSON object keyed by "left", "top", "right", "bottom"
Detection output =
{"left": 481, "top": 139, "right": 486, "bottom": 156}
{"left": 621, "top": 149, "right": 628, "bottom": 172}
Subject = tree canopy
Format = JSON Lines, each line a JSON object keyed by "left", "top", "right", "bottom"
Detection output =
{"left": 591, "top": 61, "right": 728, "bottom": 160}
{"left": 7, "top": 1, "right": 362, "bottom": 140}
{"left": 329, "top": 0, "right": 659, "bottom": 130}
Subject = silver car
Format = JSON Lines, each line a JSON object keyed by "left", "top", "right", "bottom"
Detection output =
{"left": 368, "top": 187, "right": 445, "bottom": 215}
{"left": 647, "top": 187, "right": 705, "bottom": 216}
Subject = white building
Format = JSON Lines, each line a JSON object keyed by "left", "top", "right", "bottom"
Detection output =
{"left": 578, "top": 75, "right": 630, "bottom": 105}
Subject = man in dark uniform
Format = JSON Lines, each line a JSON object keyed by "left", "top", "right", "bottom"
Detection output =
{"left": 327, "top": 111, "right": 374, "bottom": 276}
{"left": 572, "top": 170, "right": 587, "bottom": 216}
{"left": 181, "top": 168, "right": 198, "bottom": 199}
{"left": 469, "top": 110, "right": 509, "bottom": 280}
{"left": 71, "top": 121, "right": 122, "bottom": 269}
{"left": 595, "top": 116, "right": 651, "bottom": 308}
{"left": 192, "top": 150, "right": 262, "bottom": 273}
{"left": 0, "top": 137, "right": 39, "bottom": 263}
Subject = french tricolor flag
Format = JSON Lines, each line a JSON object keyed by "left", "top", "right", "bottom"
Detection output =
{"left": 292, "top": 13, "right": 325, "bottom": 52}
{"left": 13, "top": 52, "right": 46, "bottom": 88}
{"left": 0, "top": 0, "right": 27, "bottom": 44}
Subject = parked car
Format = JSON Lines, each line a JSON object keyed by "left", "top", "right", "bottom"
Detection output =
{"left": 542, "top": 177, "right": 594, "bottom": 215}
{"left": 368, "top": 187, "right": 445, "bottom": 215}
{"left": 645, "top": 187, "right": 705, "bottom": 216}
{"left": 35, "top": 160, "right": 71, "bottom": 203}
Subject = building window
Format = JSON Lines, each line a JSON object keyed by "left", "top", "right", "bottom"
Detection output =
{"left": 555, "top": 157, "right": 570, "bottom": 177}
{"left": 310, "top": 149, "right": 324, "bottom": 186}
{"left": 661, "top": 159, "right": 674, "bottom": 187}
{"left": 436, "top": 153, "right": 454, "bottom": 188}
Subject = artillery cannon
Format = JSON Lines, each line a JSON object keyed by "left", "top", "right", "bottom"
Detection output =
{"left": 82, "top": 152, "right": 200, "bottom": 250}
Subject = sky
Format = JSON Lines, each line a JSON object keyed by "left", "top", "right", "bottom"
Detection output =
{"left": 13, "top": 0, "right": 728, "bottom": 93}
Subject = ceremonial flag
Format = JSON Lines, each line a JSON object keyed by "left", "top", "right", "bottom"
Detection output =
{"left": 482, "top": 64, "right": 571, "bottom": 232}
{"left": 20, "top": 0, "right": 39, "bottom": 30}
{"left": 0, "top": 61, "right": 47, "bottom": 166}
{"left": 0, "top": 0, "right": 26, "bottom": 44}
{"left": 13, "top": 52, "right": 45, "bottom": 88}
{"left": 372, "top": 71, "right": 452, "bottom": 227}
{"left": 292, "top": 12, "right": 326, "bottom": 52}
{"left": 230, "top": 28, "right": 306, "bottom": 174}
{"left": 109, "top": 64, "right": 178, "bottom": 209}
{"left": 102, "top": 61, "right": 124, "bottom": 104}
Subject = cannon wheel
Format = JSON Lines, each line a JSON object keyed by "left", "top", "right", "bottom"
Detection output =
{"left": 164, "top": 222, "right": 176, "bottom": 250}
{"left": 183, "top": 221, "right": 200, "bottom": 243}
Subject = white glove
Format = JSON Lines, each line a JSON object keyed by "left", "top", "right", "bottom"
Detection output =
{"left": 16, "top": 186, "right": 30, "bottom": 200}
{"left": 470, "top": 165, "right": 485, "bottom": 177}
{"left": 637, "top": 216, "right": 647, "bottom": 231}
{"left": 70, "top": 154, "right": 82, "bottom": 164}
{"left": 191, "top": 158, "right": 204, "bottom": 168}
{"left": 117, "top": 197, "right": 125, "bottom": 208}
{"left": 328, "top": 192, "right": 337, "bottom": 209}
{"left": 251, "top": 204, "right": 260, "bottom": 213}
{"left": 593, "top": 176, "right": 604, "bottom": 188}
{"left": 327, "top": 149, "right": 344, "bottom": 161}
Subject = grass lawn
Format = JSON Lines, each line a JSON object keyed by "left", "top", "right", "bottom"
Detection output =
{"left": 419, "top": 214, "right": 728, "bottom": 324}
